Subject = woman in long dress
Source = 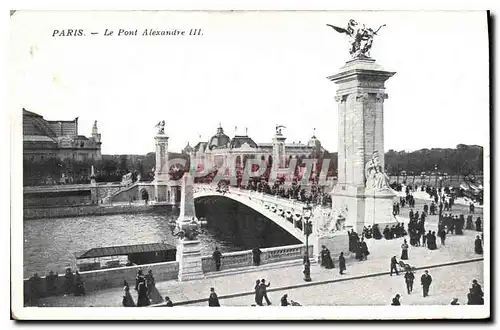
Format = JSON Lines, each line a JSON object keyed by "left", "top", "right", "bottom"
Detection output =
{"left": 400, "top": 239, "right": 409, "bottom": 260}
{"left": 324, "top": 248, "right": 335, "bottom": 269}
{"left": 145, "top": 270, "right": 164, "bottom": 304}
{"left": 136, "top": 280, "right": 151, "bottom": 307}
{"left": 360, "top": 239, "right": 370, "bottom": 260}
{"left": 320, "top": 246, "right": 335, "bottom": 269}
{"left": 355, "top": 239, "right": 363, "bottom": 261}
{"left": 208, "top": 288, "right": 220, "bottom": 307}
{"left": 475, "top": 236, "right": 483, "bottom": 254}
{"left": 254, "top": 280, "right": 263, "bottom": 306}
{"left": 338, "top": 252, "right": 346, "bottom": 275}
{"left": 122, "top": 282, "right": 136, "bottom": 307}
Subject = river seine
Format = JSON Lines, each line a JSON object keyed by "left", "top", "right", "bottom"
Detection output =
{"left": 23, "top": 198, "right": 301, "bottom": 278}
{"left": 23, "top": 211, "right": 244, "bottom": 278}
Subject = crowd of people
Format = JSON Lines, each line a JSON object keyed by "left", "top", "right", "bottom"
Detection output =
{"left": 392, "top": 278, "right": 484, "bottom": 306}
{"left": 347, "top": 230, "right": 370, "bottom": 262}
{"left": 26, "top": 268, "right": 86, "bottom": 305}
{"left": 122, "top": 268, "right": 169, "bottom": 307}
{"left": 239, "top": 180, "right": 333, "bottom": 207}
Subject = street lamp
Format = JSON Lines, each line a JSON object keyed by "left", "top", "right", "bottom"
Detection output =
{"left": 302, "top": 202, "right": 313, "bottom": 282}
{"left": 434, "top": 165, "right": 438, "bottom": 188}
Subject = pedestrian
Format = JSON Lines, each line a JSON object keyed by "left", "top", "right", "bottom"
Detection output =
{"left": 145, "top": 269, "right": 163, "bottom": 304}
{"left": 252, "top": 247, "right": 262, "bottom": 266}
{"left": 281, "top": 294, "right": 290, "bottom": 306}
{"left": 404, "top": 270, "right": 415, "bottom": 294}
{"left": 254, "top": 279, "right": 263, "bottom": 306}
{"left": 208, "top": 287, "right": 220, "bottom": 307}
{"left": 320, "top": 245, "right": 335, "bottom": 268}
{"left": 212, "top": 246, "right": 222, "bottom": 271}
{"left": 420, "top": 270, "right": 432, "bottom": 297}
{"left": 339, "top": 252, "right": 346, "bottom": 275}
{"left": 475, "top": 217, "right": 482, "bottom": 232}
{"left": 391, "top": 294, "right": 401, "bottom": 306}
{"left": 400, "top": 239, "right": 409, "bottom": 260}
{"left": 360, "top": 238, "right": 370, "bottom": 260}
{"left": 164, "top": 296, "right": 174, "bottom": 307}
{"left": 390, "top": 256, "right": 399, "bottom": 276}
{"left": 145, "top": 269, "right": 155, "bottom": 296}
{"left": 355, "top": 238, "right": 363, "bottom": 261}
{"left": 471, "top": 279, "right": 484, "bottom": 305}
{"left": 135, "top": 268, "right": 144, "bottom": 291}
{"left": 259, "top": 279, "right": 272, "bottom": 305}
{"left": 136, "top": 278, "right": 150, "bottom": 307}
{"left": 122, "top": 281, "right": 136, "bottom": 307}
{"left": 475, "top": 236, "right": 483, "bottom": 254}
{"left": 439, "top": 229, "right": 446, "bottom": 246}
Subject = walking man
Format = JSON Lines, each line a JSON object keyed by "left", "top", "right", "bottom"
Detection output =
{"left": 439, "top": 229, "right": 446, "bottom": 246}
{"left": 404, "top": 270, "right": 415, "bottom": 294}
{"left": 259, "top": 279, "right": 272, "bottom": 305}
{"left": 390, "top": 256, "right": 399, "bottom": 276}
{"left": 212, "top": 247, "right": 222, "bottom": 271}
{"left": 421, "top": 270, "right": 433, "bottom": 297}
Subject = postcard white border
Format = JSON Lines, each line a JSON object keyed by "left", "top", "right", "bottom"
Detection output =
{"left": 5, "top": 0, "right": 494, "bottom": 323}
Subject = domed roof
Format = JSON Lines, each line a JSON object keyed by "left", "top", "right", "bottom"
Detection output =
{"left": 307, "top": 129, "right": 321, "bottom": 149}
{"left": 182, "top": 142, "right": 194, "bottom": 154}
{"left": 208, "top": 124, "right": 230, "bottom": 150}
{"left": 230, "top": 135, "right": 258, "bottom": 149}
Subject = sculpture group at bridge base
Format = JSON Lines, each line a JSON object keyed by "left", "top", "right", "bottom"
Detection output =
{"left": 331, "top": 186, "right": 398, "bottom": 234}
{"left": 176, "top": 239, "right": 204, "bottom": 282}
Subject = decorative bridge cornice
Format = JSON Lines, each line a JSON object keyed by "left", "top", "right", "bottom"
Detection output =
{"left": 193, "top": 184, "right": 342, "bottom": 242}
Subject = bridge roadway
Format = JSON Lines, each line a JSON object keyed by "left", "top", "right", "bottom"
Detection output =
{"left": 194, "top": 184, "right": 329, "bottom": 244}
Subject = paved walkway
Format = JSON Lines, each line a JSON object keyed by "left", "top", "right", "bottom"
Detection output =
{"left": 187, "top": 260, "right": 484, "bottom": 306}
{"left": 33, "top": 195, "right": 484, "bottom": 307}
{"left": 35, "top": 223, "right": 483, "bottom": 307}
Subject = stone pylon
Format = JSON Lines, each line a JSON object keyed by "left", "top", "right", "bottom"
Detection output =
{"left": 177, "top": 172, "right": 196, "bottom": 224}
{"left": 176, "top": 172, "right": 204, "bottom": 281}
{"left": 328, "top": 58, "right": 397, "bottom": 233}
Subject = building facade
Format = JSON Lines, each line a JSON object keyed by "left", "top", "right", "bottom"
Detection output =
{"left": 183, "top": 124, "right": 324, "bottom": 173}
{"left": 23, "top": 108, "right": 102, "bottom": 162}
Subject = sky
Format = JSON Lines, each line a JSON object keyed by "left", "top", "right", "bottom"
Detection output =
{"left": 10, "top": 10, "right": 490, "bottom": 155}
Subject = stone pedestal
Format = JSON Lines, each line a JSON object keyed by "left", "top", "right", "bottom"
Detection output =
{"left": 313, "top": 231, "right": 350, "bottom": 261}
{"left": 364, "top": 189, "right": 398, "bottom": 228}
{"left": 176, "top": 240, "right": 204, "bottom": 281}
{"left": 328, "top": 57, "right": 396, "bottom": 232}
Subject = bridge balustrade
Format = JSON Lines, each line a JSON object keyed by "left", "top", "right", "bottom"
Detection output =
{"left": 201, "top": 244, "right": 314, "bottom": 273}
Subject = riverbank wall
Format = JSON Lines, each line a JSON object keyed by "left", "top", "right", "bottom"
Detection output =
{"left": 23, "top": 203, "right": 172, "bottom": 220}
{"left": 24, "top": 244, "right": 313, "bottom": 303}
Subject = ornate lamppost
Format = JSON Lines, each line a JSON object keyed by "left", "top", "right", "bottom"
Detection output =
{"left": 434, "top": 165, "right": 438, "bottom": 188}
{"left": 302, "top": 202, "right": 313, "bottom": 282}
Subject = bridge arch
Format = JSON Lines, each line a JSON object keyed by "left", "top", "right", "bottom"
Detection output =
{"left": 193, "top": 186, "right": 311, "bottom": 243}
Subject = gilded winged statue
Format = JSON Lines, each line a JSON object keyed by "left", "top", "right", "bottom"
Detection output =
{"left": 327, "top": 20, "right": 386, "bottom": 59}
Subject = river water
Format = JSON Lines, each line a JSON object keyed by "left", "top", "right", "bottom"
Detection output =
{"left": 23, "top": 211, "right": 245, "bottom": 278}
{"left": 23, "top": 198, "right": 301, "bottom": 278}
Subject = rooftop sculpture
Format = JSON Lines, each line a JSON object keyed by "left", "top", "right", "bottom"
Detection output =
{"left": 327, "top": 20, "right": 386, "bottom": 59}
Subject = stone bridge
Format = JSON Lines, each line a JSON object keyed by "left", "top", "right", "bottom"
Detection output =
{"left": 193, "top": 184, "right": 348, "bottom": 257}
